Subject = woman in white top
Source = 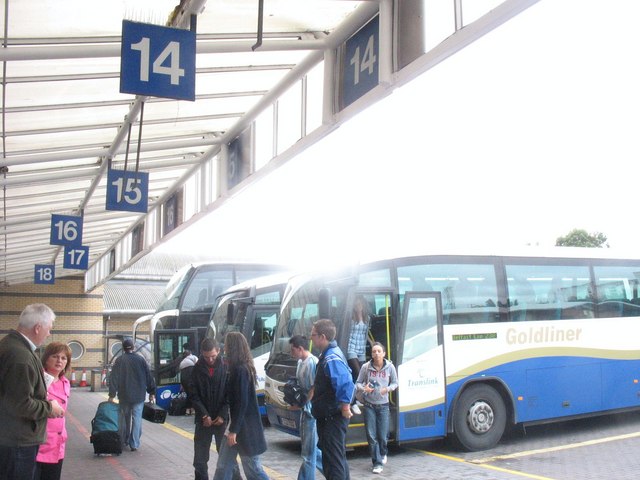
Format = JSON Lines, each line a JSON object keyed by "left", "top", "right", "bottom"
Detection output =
{"left": 179, "top": 344, "right": 198, "bottom": 415}
{"left": 355, "top": 342, "right": 398, "bottom": 474}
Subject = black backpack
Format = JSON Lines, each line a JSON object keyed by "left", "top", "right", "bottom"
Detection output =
{"left": 283, "top": 377, "right": 307, "bottom": 408}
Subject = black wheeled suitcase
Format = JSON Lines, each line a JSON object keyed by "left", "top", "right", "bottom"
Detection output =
{"left": 142, "top": 401, "right": 167, "bottom": 423}
{"left": 90, "top": 401, "right": 122, "bottom": 455}
{"left": 91, "top": 431, "right": 122, "bottom": 455}
{"left": 168, "top": 395, "right": 187, "bottom": 416}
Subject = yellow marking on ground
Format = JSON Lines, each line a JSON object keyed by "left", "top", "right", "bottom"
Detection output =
{"left": 98, "top": 392, "right": 289, "bottom": 477}
{"left": 160, "top": 418, "right": 293, "bottom": 479}
{"left": 413, "top": 450, "right": 556, "bottom": 480}
{"left": 262, "top": 466, "right": 291, "bottom": 480}
{"left": 161, "top": 421, "right": 194, "bottom": 440}
{"left": 471, "top": 431, "right": 640, "bottom": 464}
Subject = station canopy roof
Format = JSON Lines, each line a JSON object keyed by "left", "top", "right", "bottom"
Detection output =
{"left": 0, "top": 0, "right": 536, "bottom": 289}
{"left": 0, "top": 0, "right": 369, "bottom": 287}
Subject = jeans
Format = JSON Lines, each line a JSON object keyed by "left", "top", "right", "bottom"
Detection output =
{"left": 0, "top": 445, "right": 39, "bottom": 480}
{"left": 363, "top": 403, "right": 390, "bottom": 467}
{"left": 316, "top": 414, "right": 350, "bottom": 480}
{"left": 212, "top": 439, "right": 269, "bottom": 480}
{"left": 194, "top": 423, "right": 223, "bottom": 480}
{"left": 298, "top": 411, "right": 323, "bottom": 480}
{"left": 119, "top": 401, "right": 144, "bottom": 450}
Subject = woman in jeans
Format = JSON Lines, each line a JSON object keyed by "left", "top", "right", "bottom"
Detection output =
{"left": 355, "top": 342, "right": 398, "bottom": 474}
{"left": 212, "top": 332, "right": 269, "bottom": 480}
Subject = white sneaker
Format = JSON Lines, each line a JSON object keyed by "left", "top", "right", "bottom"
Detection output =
{"left": 351, "top": 404, "right": 362, "bottom": 415}
{"left": 372, "top": 465, "right": 383, "bottom": 474}
{"left": 382, "top": 455, "right": 387, "bottom": 465}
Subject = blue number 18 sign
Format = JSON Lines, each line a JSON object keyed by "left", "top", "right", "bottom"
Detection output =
{"left": 34, "top": 264, "right": 55, "bottom": 285}
{"left": 120, "top": 20, "right": 196, "bottom": 101}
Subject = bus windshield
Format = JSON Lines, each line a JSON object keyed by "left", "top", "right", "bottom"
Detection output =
{"left": 270, "top": 271, "right": 365, "bottom": 361}
{"left": 206, "top": 274, "right": 288, "bottom": 417}
{"left": 156, "top": 264, "right": 193, "bottom": 312}
{"left": 208, "top": 290, "right": 247, "bottom": 341}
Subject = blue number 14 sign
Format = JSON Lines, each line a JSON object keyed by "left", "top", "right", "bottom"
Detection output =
{"left": 120, "top": 20, "right": 196, "bottom": 101}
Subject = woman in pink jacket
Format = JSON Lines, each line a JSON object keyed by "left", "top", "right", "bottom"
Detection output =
{"left": 35, "top": 342, "right": 72, "bottom": 480}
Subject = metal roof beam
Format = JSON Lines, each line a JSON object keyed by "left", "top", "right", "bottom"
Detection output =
{"left": 0, "top": 38, "right": 324, "bottom": 62}
{"left": 6, "top": 31, "right": 316, "bottom": 46}
{"left": 3, "top": 157, "right": 195, "bottom": 186}
{"left": 5, "top": 91, "right": 267, "bottom": 113}
{"left": 7, "top": 30, "right": 318, "bottom": 47}
{"left": 6, "top": 64, "right": 294, "bottom": 84}
{"left": 1, "top": 135, "right": 219, "bottom": 167}
{"left": 7, "top": 113, "right": 241, "bottom": 137}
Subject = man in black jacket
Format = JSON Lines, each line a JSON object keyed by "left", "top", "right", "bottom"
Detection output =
{"left": 0, "top": 304, "right": 64, "bottom": 479}
{"left": 189, "top": 338, "right": 239, "bottom": 480}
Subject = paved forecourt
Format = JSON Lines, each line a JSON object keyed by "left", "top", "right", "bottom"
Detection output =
{"left": 63, "top": 388, "right": 519, "bottom": 480}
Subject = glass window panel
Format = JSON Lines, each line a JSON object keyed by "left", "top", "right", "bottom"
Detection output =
{"left": 594, "top": 265, "right": 640, "bottom": 318}
{"left": 181, "top": 269, "right": 233, "bottom": 311}
{"left": 505, "top": 264, "right": 594, "bottom": 321}
{"left": 398, "top": 263, "right": 499, "bottom": 324}
{"left": 359, "top": 268, "right": 392, "bottom": 288}
{"left": 401, "top": 296, "right": 439, "bottom": 363}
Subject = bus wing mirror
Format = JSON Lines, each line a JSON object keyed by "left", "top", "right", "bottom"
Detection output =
{"left": 319, "top": 288, "right": 331, "bottom": 319}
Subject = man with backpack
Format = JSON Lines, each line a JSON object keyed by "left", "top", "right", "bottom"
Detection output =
{"left": 289, "top": 334, "right": 323, "bottom": 480}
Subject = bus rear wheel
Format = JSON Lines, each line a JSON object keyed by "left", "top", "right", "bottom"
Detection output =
{"left": 452, "top": 383, "right": 506, "bottom": 451}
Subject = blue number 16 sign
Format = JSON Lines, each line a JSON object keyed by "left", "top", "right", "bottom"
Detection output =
{"left": 120, "top": 20, "right": 196, "bottom": 101}
{"left": 50, "top": 214, "right": 83, "bottom": 247}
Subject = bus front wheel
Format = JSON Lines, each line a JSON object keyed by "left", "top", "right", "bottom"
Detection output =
{"left": 452, "top": 383, "right": 506, "bottom": 451}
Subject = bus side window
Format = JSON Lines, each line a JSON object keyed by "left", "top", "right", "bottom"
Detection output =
{"left": 509, "top": 278, "right": 536, "bottom": 322}
{"left": 506, "top": 264, "right": 594, "bottom": 321}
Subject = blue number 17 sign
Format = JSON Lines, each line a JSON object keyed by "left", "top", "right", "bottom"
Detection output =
{"left": 120, "top": 20, "right": 196, "bottom": 101}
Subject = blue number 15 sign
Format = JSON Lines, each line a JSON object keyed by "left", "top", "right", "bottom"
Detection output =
{"left": 120, "top": 20, "right": 196, "bottom": 101}
{"left": 106, "top": 169, "right": 149, "bottom": 213}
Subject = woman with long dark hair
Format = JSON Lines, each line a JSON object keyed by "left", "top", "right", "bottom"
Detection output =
{"left": 212, "top": 332, "right": 269, "bottom": 480}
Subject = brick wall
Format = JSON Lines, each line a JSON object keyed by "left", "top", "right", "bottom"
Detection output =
{"left": 0, "top": 276, "right": 105, "bottom": 370}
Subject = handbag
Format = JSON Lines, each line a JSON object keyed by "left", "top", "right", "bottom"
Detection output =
{"left": 142, "top": 401, "right": 167, "bottom": 423}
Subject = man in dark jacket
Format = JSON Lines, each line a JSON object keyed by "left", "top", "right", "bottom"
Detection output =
{"left": 108, "top": 337, "right": 155, "bottom": 452}
{"left": 0, "top": 304, "right": 64, "bottom": 480}
{"left": 189, "top": 338, "right": 238, "bottom": 480}
{"left": 311, "top": 319, "right": 355, "bottom": 480}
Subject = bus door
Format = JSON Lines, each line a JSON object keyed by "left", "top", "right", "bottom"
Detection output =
{"left": 245, "top": 305, "right": 280, "bottom": 415}
{"left": 364, "top": 292, "right": 394, "bottom": 355}
{"left": 153, "top": 328, "right": 202, "bottom": 409}
{"left": 396, "top": 292, "right": 446, "bottom": 442}
{"left": 246, "top": 306, "right": 279, "bottom": 356}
